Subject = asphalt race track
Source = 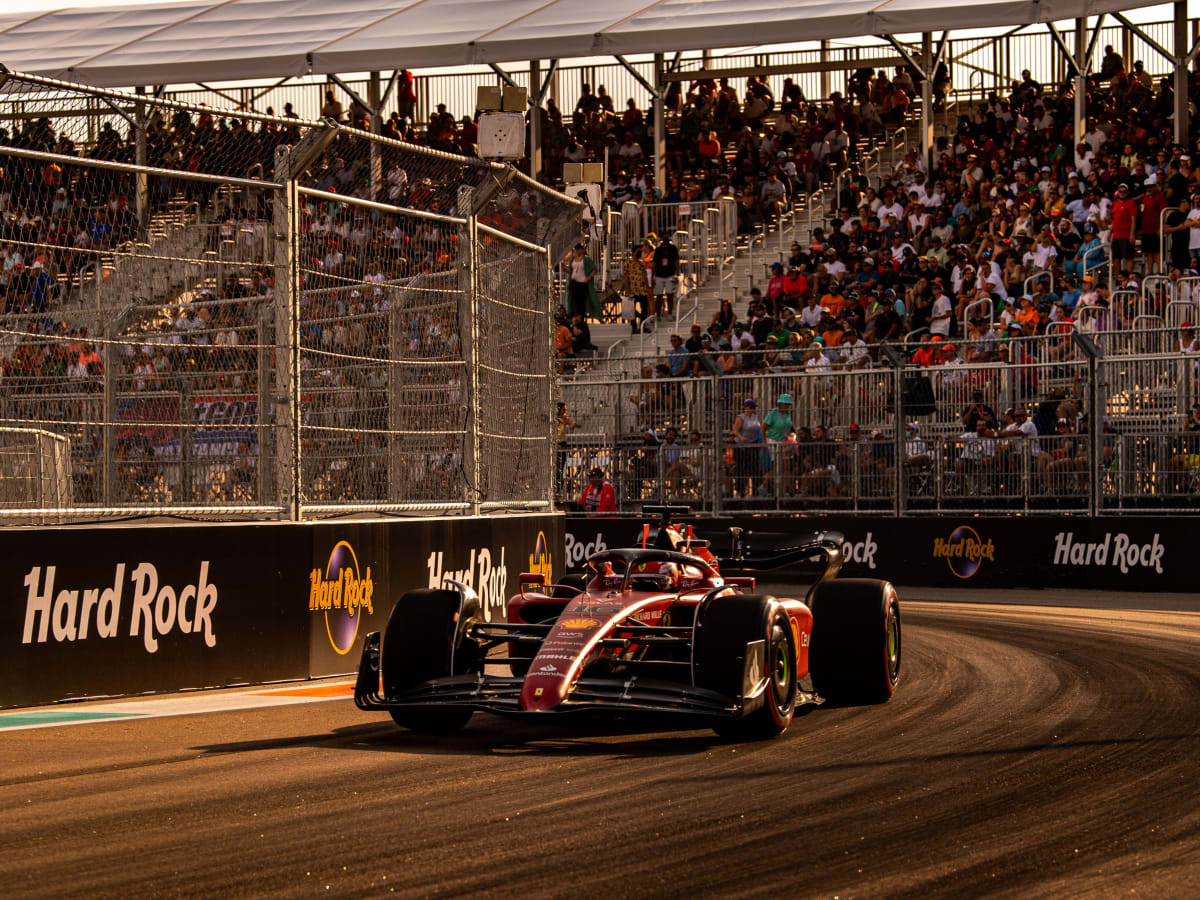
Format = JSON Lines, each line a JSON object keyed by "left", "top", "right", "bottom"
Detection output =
{"left": 3, "top": 588, "right": 1200, "bottom": 898}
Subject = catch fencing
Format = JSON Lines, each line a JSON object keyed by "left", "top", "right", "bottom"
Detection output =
{"left": 557, "top": 345, "right": 1200, "bottom": 516}
{"left": 0, "top": 70, "right": 581, "bottom": 522}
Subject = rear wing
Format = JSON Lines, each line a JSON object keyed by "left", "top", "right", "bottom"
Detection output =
{"left": 717, "top": 529, "right": 844, "bottom": 583}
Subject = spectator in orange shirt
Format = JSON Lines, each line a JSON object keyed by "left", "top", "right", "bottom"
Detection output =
{"left": 554, "top": 309, "right": 574, "bottom": 359}
{"left": 1014, "top": 295, "right": 1040, "bottom": 330}
{"left": 911, "top": 334, "right": 939, "bottom": 367}
{"left": 820, "top": 281, "right": 846, "bottom": 317}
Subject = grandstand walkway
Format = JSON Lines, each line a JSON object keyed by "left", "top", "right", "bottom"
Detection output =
{"left": 577, "top": 116, "right": 940, "bottom": 376}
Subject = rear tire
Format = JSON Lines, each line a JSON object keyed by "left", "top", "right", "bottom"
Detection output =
{"left": 695, "top": 593, "right": 797, "bottom": 739}
{"left": 381, "top": 589, "right": 478, "bottom": 733}
{"left": 808, "top": 579, "right": 901, "bottom": 705}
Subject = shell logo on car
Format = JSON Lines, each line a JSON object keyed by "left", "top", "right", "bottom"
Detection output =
{"left": 309, "top": 541, "right": 374, "bottom": 655}
{"left": 561, "top": 618, "right": 599, "bottom": 629}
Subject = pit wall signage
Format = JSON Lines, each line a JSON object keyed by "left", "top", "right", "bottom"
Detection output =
{"left": 22, "top": 561, "right": 219, "bottom": 654}
{"left": 563, "top": 516, "right": 1184, "bottom": 593}
{"left": 1, "top": 524, "right": 311, "bottom": 709}
{"left": 306, "top": 515, "right": 565, "bottom": 678}
{"left": 0, "top": 514, "right": 564, "bottom": 709}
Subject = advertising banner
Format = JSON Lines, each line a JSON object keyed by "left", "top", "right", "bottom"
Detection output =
{"left": 564, "top": 515, "right": 1190, "bottom": 593}
{"left": 1, "top": 523, "right": 310, "bottom": 708}
{"left": 0, "top": 513, "right": 562, "bottom": 708}
{"left": 307, "top": 514, "right": 562, "bottom": 677}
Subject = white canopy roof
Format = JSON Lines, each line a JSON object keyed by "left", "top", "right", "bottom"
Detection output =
{"left": 0, "top": 0, "right": 1162, "bottom": 89}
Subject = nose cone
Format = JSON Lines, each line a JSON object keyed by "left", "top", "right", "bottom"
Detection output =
{"left": 519, "top": 671, "right": 570, "bottom": 711}
{"left": 518, "top": 614, "right": 604, "bottom": 711}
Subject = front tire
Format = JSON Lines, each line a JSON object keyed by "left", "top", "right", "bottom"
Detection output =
{"left": 808, "top": 579, "right": 901, "bottom": 705}
{"left": 695, "top": 593, "right": 797, "bottom": 739}
{"left": 381, "top": 589, "right": 478, "bottom": 733}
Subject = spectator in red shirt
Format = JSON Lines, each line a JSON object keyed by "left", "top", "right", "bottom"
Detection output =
{"left": 764, "top": 262, "right": 787, "bottom": 313}
{"left": 1110, "top": 183, "right": 1139, "bottom": 269}
{"left": 782, "top": 266, "right": 808, "bottom": 304}
{"left": 1139, "top": 176, "right": 1168, "bottom": 274}
{"left": 579, "top": 467, "right": 616, "bottom": 512}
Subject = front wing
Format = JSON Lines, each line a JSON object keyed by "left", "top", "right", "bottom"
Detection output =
{"left": 353, "top": 631, "right": 818, "bottom": 721}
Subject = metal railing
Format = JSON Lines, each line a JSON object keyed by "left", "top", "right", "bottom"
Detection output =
{"left": 556, "top": 349, "right": 1200, "bottom": 516}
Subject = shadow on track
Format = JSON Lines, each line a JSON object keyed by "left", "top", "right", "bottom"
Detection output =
{"left": 191, "top": 715, "right": 737, "bottom": 758}
{"left": 191, "top": 705, "right": 1200, "bottom": 767}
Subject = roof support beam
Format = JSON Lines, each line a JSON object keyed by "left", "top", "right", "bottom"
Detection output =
{"left": 196, "top": 82, "right": 246, "bottom": 109}
{"left": 653, "top": 52, "right": 665, "bottom": 195}
{"left": 535, "top": 59, "right": 558, "bottom": 103}
{"left": 1083, "top": 13, "right": 1107, "bottom": 70}
{"left": 530, "top": 59, "right": 543, "bottom": 181}
{"left": 1073, "top": 18, "right": 1087, "bottom": 143}
{"left": 1045, "top": 22, "right": 1081, "bottom": 77}
{"left": 614, "top": 55, "right": 658, "bottom": 98}
{"left": 883, "top": 35, "right": 927, "bottom": 80}
{"left": 490, "top": 60, "right": 558, "bottom": 107}
{"left": 932, "top": 30, "right": 951, "bottom": 73}
{"left": 98, "top": 93, "right": 135, "bottom": 129}
{"left": 1111, "top": 12, "right": 1175, "bottom": 65}
{"left": 919, "top": 33, "right": 933, "bottom": 176}
{"left": 1174, "top": 0, "right": 1188, "bottom": 145}
{"left": 1113, "top": 4, "right": 1190, "bottom": 142}
{"left": 488, "top": 61, "right": 519, "bottom": 91}
{"left": 249, "top": 75, "right": 295, "bottom": 109}
{"left": 661, "top": 55, "right": 907, "bottom": 84}
{"left": 379, "top": 69, "right": 401, "bottom": 110}
{"left": 328, "top": 73, "right": 373, "bottom": 116}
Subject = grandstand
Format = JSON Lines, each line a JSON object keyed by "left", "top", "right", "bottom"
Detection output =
{"left": 2, "top": 0, "right": 1199, "bottom": 520}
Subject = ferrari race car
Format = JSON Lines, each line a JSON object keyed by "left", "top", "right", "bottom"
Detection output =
{"left": 355, "top": 508, "right": 901, "bottom": 739}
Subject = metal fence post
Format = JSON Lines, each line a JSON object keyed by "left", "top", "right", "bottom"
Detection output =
{"left": 256, "top": 305, "right": 271, "bottom": 505}
{"left": 134, "top": 87, "right": 149, "bottom": 237}
{"left": 180, "top": 379, "right": 194, "bottom": 503}
{"left": 459, "top": 186, "right": 481, "bottom": 516}
{"left": 272, "top": 147, "right": 301, "bottom": 521}
{"left": 893, "top": 363, "right": 905, "bottom": 517}
{"left": 712, "top": 374, "right": 724, "bottom": 516}
{"left": 1072, "top": 331, "right": 1104, "bottom": 516}
{"left": 1088, "top": 355, "right": 1103, "bottom": 516}
{"left": 102, "top": 323, "right": 115, "bottom": 505}
{"left": 388, "top": 299, "right": 402, "bottom": 503}
{"left": 547, "top": 243, "right": 557, "bottom": 510}
{"left": 879, "top": 345, "right": 907, "bottom": 517}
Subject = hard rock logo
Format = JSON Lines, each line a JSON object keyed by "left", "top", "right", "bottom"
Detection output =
{"left": 932, "top": 525, "right": 996, "bottom": 579}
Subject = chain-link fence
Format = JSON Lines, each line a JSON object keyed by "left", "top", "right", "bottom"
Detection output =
{"left": 0, "top": 70, "right": 581, "bottom": 521}
{"left": 0, "top": 426, "right": 71, "bottom": 521}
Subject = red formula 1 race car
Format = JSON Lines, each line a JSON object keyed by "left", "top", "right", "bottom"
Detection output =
{"left": 355, "top": 508, "right": 901, "bottom": 739}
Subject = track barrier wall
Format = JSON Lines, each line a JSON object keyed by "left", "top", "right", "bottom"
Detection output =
{"left": 565, "top": 515, "right": 1184, "bottom": 593}
{"left": 1, "top": 513, "right": 561, "bottom": 708}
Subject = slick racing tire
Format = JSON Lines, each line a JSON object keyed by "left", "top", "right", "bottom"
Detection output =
{"left": 808, "top": 579, "right": 901, "bottom": 705}
{"left": 381, "top": 589, "right": 478, "bottom": 733}
{"left": 694, "top": 593, "right": 797, "bottom": 740}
